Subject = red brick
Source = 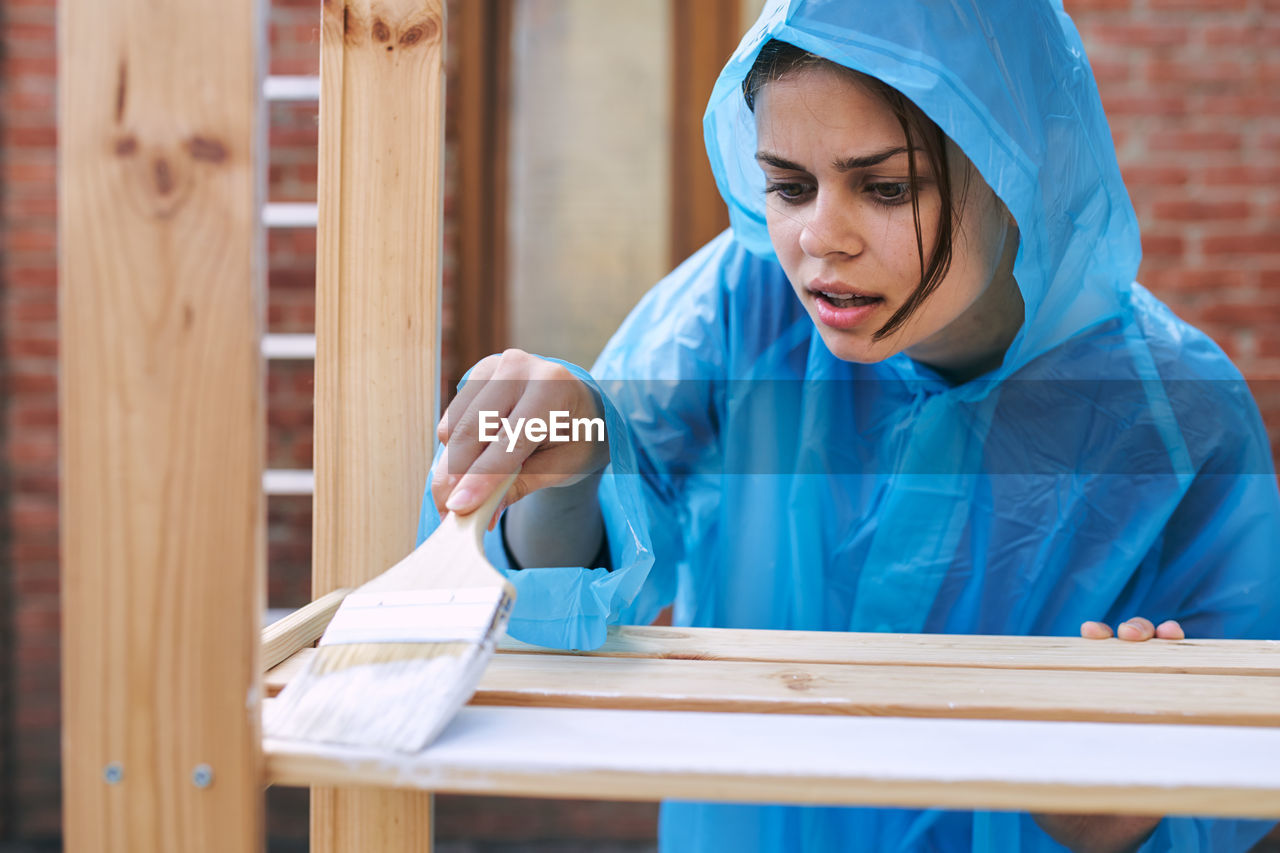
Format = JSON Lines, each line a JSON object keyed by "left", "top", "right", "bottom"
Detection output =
{"left": 5, "top": 228, "right": 55, "bottom": 251}
{"left": 11, "top": 300, "right": 57, "bottom": 323}
{"left": 1202, "top": 233, "right": 1280, "bottom": 255}
{"left": 1200, "top": 300, "right": 1280, "bottom": 327}
{"left": 1202, "top": 166, "right": 1280, "bottom": 186}
{"left": 9, "top": 265, "right": 57, "bottom": 287}
{"left": 9, "top": 440, "right": 57, "bottom": 467}
{"left": 1148, "top": 59, "right": 1257, "bottom": 86}
{"left": 1151, "top": 200, "right": 1252, "bottom": 221}
{"left": 1089, "top": 23, "right": 1190, "bottom": 47}
{"left": 1121, "top": 164, "right": 1191, "bottom": 186}
{"left": 1198, "top": 95, "right": 1280, "bottom": 116}
{"left": 1140, "top": 268, "right": 1251, "bottom": 292}
{"left": 1065, "top": 0, "right": 1135, "bottom": 10}
{"left": 1148, "top": 131, "right": 1242, "bottom": 152}
{"left": 1151, "top": 0, "right": 1248, "bottom": 7}
{"left": 1141, "top": 234, "right": 1186, "bottom": 257}
{"left": 12, "top": 543, "right": 60, "bottom": 562}
{"left": 7, "top": 337, "right": 58, "bottom": 358}
{"left": 1199, "top": 23, "right": 1263, "bottom": 46}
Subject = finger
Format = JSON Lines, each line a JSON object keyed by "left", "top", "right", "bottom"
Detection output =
{"left": 437, "top": 354, "right": 502, "bottom": 445}
{"left": 445, "top": 414, "right": 540, "bottom": 515}
{"left": 430, "top": 444, "right": 453, "bottom": 520}
{"left": 1155, "top": 619, "right": 1185, "bottom": 640}
{"left": 1080, "top": 620, "right": 1114, "bottom": 639}
{"left": 443, "top": 375, "right": 528, "bottom": 485}
{"left": 1116, "top": 617, "right": 1155, "bottom": 642}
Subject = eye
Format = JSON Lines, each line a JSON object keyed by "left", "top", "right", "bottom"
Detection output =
{"left": 765, "top": 182, "right": 813, "bottom": 204}
{"left": 868, "top": 182, "right": 911, "bottom": 205}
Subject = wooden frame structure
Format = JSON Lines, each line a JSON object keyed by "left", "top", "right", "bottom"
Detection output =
{"left": 59, "top": 1, "right": 1280, "bottom": 851}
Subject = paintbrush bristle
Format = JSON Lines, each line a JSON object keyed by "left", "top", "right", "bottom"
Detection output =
{"left": 265, "top": 635, "right": 500, "bottom": 753}
{"left": 266, "top": 473, "right": 520, "bottom": 753}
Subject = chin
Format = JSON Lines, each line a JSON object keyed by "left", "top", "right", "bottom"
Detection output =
{"left": 816, "top": 328, "right": 897, "bottom": 365}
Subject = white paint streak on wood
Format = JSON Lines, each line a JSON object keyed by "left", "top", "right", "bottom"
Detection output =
{"left": 265, "top": 705, "right": 1280, "bottom": 818}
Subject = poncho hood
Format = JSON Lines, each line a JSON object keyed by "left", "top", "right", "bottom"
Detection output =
{"left": 704, "top": 0, "right": 1141, "bottom": 376}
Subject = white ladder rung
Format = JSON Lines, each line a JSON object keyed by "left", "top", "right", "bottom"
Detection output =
{"left": 264, "top": 75, "right": 320, "bottom": 102}
{"left": 263, "top": 202, "right": 318, "bottom": 228}
{"left": 264, "top": 469, "right": 315, "bottom": 496}
{"left": 262, "top": 334, "right": 316, "bottom": 360}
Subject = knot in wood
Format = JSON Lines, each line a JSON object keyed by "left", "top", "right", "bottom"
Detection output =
{"left": 777, "top": 670, "right": 819, "bottom": 692}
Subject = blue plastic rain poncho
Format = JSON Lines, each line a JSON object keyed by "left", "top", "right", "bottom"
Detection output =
{"left": 419, "top": 0, "right": 1280, "bottom": 850}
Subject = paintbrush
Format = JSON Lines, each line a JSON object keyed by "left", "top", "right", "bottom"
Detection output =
{"left": 265, "top": 472, "right": 517, "bottom": 752}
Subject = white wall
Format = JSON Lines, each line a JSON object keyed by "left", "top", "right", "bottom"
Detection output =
{"left": 508, "top": 0, "right": 671, "bottom": 368}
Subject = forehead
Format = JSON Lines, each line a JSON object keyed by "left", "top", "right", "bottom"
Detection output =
{"left": 753, "top": 65, "right": 906, "bottom": 149}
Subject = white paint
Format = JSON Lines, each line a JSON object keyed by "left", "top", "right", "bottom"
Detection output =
{"left": 320, "top": 588, "right": 507, "bottom": 645}
{"left": 268, "top": 705, "right": 1280, "bottom": 794}
{"left": 266, "top": 640, "right": 496, "bottom": 753}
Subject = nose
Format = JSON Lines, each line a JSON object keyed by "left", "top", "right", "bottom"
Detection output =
{"left": 797, "top": 190, "right": 864, "bottom": 260}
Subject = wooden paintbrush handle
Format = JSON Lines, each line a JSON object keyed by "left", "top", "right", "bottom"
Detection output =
{"left": 449, "top": 470, "right": 519, "bottom": 546}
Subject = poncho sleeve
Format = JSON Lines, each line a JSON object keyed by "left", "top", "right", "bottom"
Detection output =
{"left": 415, "top": 232, "right": 739, "bottom": 650}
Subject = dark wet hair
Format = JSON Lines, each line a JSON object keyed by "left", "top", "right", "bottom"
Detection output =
{"left": 743, "top": 40, "right": 963, "bottom": 342}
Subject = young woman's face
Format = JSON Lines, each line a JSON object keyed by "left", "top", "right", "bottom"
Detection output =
{"left": 754, "top": 65, "right": 1021, "bottom": 378}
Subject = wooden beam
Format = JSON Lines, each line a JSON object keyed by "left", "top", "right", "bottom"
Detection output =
{"left": 450, "top": 0, "right": 512, "bottom": 389}
{"left": 499, "top": 624, "right": 1280, "bottom": 676}
{"left": 669, "top": 0, "right": 741, "bottom": 268}
{"left": 59, "top": 0, "right": 265, "bottom": 848}
{"left": 265, "top": 705, "right": 1280, "bottom": 818}
{"left": 311, "top": 0, "right": 446, "bottom": 849}
{"left": 261, "top": 588, "right": 350, "bottom": 671}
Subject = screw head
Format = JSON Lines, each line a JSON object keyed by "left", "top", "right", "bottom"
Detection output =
{"left": 191, "top": 763, "right": 214, "bottom": 789}
{"left": 103, "top": 762, "right": 124, "bottom": 785}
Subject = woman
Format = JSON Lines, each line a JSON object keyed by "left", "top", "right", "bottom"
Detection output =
{"left": 424, "top": 1, "right": 1280, "bottom": 850}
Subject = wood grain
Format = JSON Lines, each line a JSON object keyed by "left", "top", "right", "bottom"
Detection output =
{"left": 311, "top": 0, "right": 446, "bottom": 849}
{"left": 262, "top": 588, "right": 350, "bottom": 671}
{"left": 59, "top": 0, "right": 265, "bottom": 849}
{"left": 268, "top": 646, "right": 1280, "bottom": 727}
{"left": 501, "top": 624, "right": 1280, "bottom": 676}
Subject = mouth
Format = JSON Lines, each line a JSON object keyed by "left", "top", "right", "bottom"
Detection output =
{"left": 812, "top": 290, "right": 882, "bottom": 309}
{"left": 807, "top": 282, "right": 884, "bottom": 330}
{"left": 808, "top": 282, "right": 884, "bottom": 309}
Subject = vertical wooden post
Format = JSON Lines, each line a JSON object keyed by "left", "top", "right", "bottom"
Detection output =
{"left": 58, "top": 0, "right": 266, "bottom": 850}
{"left": 452, "top": 0, "right": 512, "bottom": 390}
{"left": 669, "top": 0, "right": 741, "bottom": 268}
{"left": 311, "top": 0, "right": 445, "bottom": 850}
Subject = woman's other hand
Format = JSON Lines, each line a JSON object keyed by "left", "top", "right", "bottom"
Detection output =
{"left": 1079, "top": 617, "right": 1184, "bottom": 641}
{"left": 431, "top": 350, "right": 610, "bottom": 529}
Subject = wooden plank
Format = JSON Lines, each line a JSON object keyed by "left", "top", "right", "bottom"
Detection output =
{"left": 262, "top": 588, "right": 351, "bottom": 671}
{"left": 265, "top": 706, "right": 1280, "bottom": 818}
{"left": 475, "top": 654, "right": 1280, "bottom": 727}
{"left": 268, "top": 606, "right": 1280, "bottom": 677}
{"left": 311, "top": 0, "right": 446, "bottom": 849}
{"left": 266, "top": 648, "right": 1280, "bottom": 726}
{"left": 501, "top": 624, "right": 1280, "bottom": 676}
{"left": 59, "top": 0, "right": 265, "bottom": 848}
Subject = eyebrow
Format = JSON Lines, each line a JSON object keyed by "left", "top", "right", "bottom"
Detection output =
{"left": 755, "top": 146, "right": 911, "bottom": 173}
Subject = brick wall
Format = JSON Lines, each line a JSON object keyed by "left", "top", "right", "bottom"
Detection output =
{"left": 1071, "top": 0, "right": 1280, "bottom": 462}
{"left": 0, "top": 0, "right": 1276, "bottom": 847}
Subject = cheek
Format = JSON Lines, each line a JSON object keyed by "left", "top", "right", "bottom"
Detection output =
{"left": 765, "top": 209, "right": 804, "bottom": 270}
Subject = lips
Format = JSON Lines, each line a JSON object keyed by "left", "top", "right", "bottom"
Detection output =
{"left": 807, "top": 281, "right": 883, "bottom": 330}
